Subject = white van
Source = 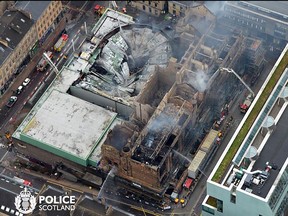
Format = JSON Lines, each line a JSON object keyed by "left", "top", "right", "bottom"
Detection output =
{"left": 16, "top": 85, "right": 23, "bottom": 95}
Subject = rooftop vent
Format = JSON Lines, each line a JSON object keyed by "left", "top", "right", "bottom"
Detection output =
{"left": 7, "top": 14, "right": 11, "bottom": 17}
{"left": 6, "top": 38, "right": 10, "bottom": 42}
{"left": 20, "top": 18, "right": 25, "bottom": 23}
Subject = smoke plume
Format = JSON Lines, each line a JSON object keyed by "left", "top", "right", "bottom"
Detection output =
{"left": 187, "top": 71, "right": 209, "bottom": 92}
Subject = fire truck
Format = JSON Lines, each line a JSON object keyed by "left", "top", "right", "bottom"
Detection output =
{"left": 13, "top": 176, "right": 32, "bottom": 186}
{"left": 94, "top": 4, "right": 106, "bottom": 16}
{"left": 240, "top": 93, "right": 254, "bottom": 113}
{"left": 37, "top": 51, "right": 53, "bottom": 72}
{"left": 54, "top": 34, "right": 69, "bottom": 52}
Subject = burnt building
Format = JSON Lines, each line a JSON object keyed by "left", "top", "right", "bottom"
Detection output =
{"left": 243, "top": 38, "right": 265, "bottom": 85}
{"left": 11, "top": 4, "right": 269, "bottom": 209}
{"left": 100, "top": 4, "right": 254, "bottom": 196}
{"left": 101, "top": 63, "right": 201, "bottom": 194}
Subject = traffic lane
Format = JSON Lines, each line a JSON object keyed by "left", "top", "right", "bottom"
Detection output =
{"left": 2, "top": 168, "right": 46, "bottom": 191}
{"left": 69, "top": 1, "right": 87, "bottom": 9}
{"left": 54, "top": 27, "right": 82, "bottom": 65}
{"left": 0, "top": 148, "right": 8, "bottom": 162}
{"left": 0, "top": 189, "right": 19, "bottom": 212}
{"left": 99, "top": 182, "right": 163, "bottom": 215}
{"left": 83, "top": 0, "right": 94, "bottom": 11}
{"left": 105, "top": 199, "right": 158, "bottom": 216}
{"left": 53, "top": 32, "right": 85, "bottom": 70}
{"left": 0, "top": 69, "right": 46, "bottom": 130}
{"left": 75, "top": 203, "right": 133, "bottom": 216}
{"left": 60, "top": 34, "right": 85, "bottom": 61}
{"left": 0, "top": 176, "right": 25, "bottom": 195}
{"left": 77, "top": 196, "right": 109, "bottom": 215}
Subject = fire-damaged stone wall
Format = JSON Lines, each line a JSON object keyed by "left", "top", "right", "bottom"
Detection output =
{"left": 134, "top": 60, "right": 180, "bottom": 124}
{"left": 101, "top": 79, "right": 199, "bottom": 193}
{"left": 100, "top": 3, "right": 258, "bottom": 196}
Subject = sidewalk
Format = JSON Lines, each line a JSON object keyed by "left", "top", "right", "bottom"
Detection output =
{"left": 4, "top": 163, "right": 98, "bottom": 196}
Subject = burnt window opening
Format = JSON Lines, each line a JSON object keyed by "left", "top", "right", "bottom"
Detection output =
{"left": 165, "top": 134, "right": 176, "bottom": 147}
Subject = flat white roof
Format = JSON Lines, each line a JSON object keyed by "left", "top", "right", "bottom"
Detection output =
{"left": 13, "top": 62, "right": 82, "bottom": 139}
{"left": 188, "top": 150, "right": 207, "bottom": 173}
{"left": 22, "top": 90, "right": 117, "bottom": 159}
{"left": 93, "top": 9, "right": 134, "bottom": 39}
{"left": 89, "top": 118, "right": 123, "bottom": 163}
{"left": 200, "top": 129, "right": 218, "bottom": 153}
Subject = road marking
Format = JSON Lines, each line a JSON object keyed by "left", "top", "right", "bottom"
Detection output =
{"left": 46, "top": 180, "right": 84, "bottom": 194}
{"left": 0, "top": 186, "right": 19, "bottom": 196}
{"left": 0, "top": 168, "right": 5, "bottom": 175}
{"left": 189, "top": 185, "right": 207, "bottom": 216}
{"left": 0, "top": 151, "right": 8, "bottom": 163}
{"left": 130, "top": 206, "right": 161, "bottom": 216}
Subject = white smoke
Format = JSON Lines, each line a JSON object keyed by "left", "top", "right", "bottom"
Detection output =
{"left": 204, "top": 1, "right": 227, "bottom": 17}
{"left": 147, "top": 112, "right": 176, "bottom": 133}
{"left": 187, "top": 71, "right": 209, "bottom": 92}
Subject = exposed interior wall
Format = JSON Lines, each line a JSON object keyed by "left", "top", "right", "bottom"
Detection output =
{"left": 70, "top": 86, "right": 133, "bottom": 118}
{"left": 135, "top": 64, "right": 178, "bottom": 123}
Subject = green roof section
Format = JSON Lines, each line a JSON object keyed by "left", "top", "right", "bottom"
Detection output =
{"left": 212, "top": 50, "right": 288, "bottom": 183}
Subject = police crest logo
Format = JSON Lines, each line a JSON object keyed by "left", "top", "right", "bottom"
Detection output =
{"left": 15, "top": 187, "right": 37, "bottom": 214}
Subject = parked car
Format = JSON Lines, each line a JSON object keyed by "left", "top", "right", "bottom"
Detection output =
{"left": 6, "top": 96, "right": 17, "bottom": 108}
{"left": 16, "top": 85, "right": 23, "bottom": 95}
{"left": 14, "top": 65, "right": 27, "bottom": 75}
{"left": 22, "top": 78, "right": 31, "bottom": 87}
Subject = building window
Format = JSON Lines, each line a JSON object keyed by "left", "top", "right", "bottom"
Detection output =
{"left": 149, "top": 8, "right": 152, "bottom": 13}
{"left": 173, "top": 4, "right": 176, "bottom": 8}
{"left": 155, "top": 3, "right": 158, "bottom": 7}
{"left": 217, "top": 199, "right": 223, "bottom": 213}
{"left": 143, "top": 5, "right": 146, "bottom": 10}
{"left": 173, "top": 10, "right": 176, "bottom": 15}
{"left": 155, "top": 10, "right": 158, "bottom": 15}
{"left": 148, "top": 1, "right": 151, "bottom": 5}
{"left": 230, "top": 194, "right": 236, "bottom": 204}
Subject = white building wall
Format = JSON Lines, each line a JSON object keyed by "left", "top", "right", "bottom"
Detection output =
{"left": 204, "top": 181, "right": 273, "bottom": 216}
